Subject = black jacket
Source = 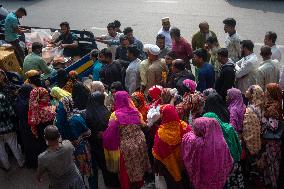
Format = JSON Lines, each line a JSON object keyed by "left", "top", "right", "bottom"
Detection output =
{"left": 215, "top": 60, "right": 236, "bottom": 100}
{"left": 168, "top": 69, "right": 195, "bottom": 96}
{"left": 99, "top": 61, "right": 123, "bottom": 89}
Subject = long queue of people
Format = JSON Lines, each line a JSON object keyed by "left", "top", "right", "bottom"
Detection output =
{"left": 1, "top": 6, "right": 284, "bottom": 189}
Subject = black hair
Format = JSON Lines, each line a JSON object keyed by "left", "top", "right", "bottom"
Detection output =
{"left": 260, "top": 45, "right": 272, "bottom": 57}
{"left": 60, "top": 22, "right": 70, "bottom": 29}
{"left": 193, "top": 48, "right": 208, "bottom": 61}
{"left": 123, "top": 27, "right": 133, "bottom": 35}
{"left": 17, "top": 7, "right": 27, "bottom": 16}
{"left": 265, "top": 31, "right": 277, "bottom": 44}
{"left": 206, "top": 36, "right": 218, "bottom": 44}
{"left": 29, "top": 75, "right": 42, "bottom": 87}
{"left": 223, "top": 18, "right": 236, "bottom": 27}
{"left": 44, "top": 125, "right": 60, "bottom": 141}
{"left": 100, "top": 48, "right": 113, "bottom": 59}
{"left": 90, "top": 49, "right": 100, "bottom": 59}
{"left": 72, "top": 82, "right": 91, "bottom": 110}
{"left": 127, "top": 45, "right": 140, "bottom": 58}
{"left": 31, "top": 42, "right": 43, "bottom": 53}
{"left": 110, "top": 81, "right": 124, "bottom": 91}
{"left": 170, "top": 27, "right": 181, "bottom": 37}
{"left": 156, "top": 34, "right": 165, "bottom": 40}
{"left": 217, "top": 48, "right": 228, "bottom": 58}
{"left": 241, "top": 40, "right": 254, "bottom": 52}
{"left": 107, "top": 22, "right": 116, "bottom": 30}
{"left": 119, "top": 34, "right": 128, "bottom": 42}
{"left": 113, "top": 20, "right": 121, "bottom": 28}
{"left": 166, "top": 51, "right": 177, "bottom": 59}
{"left": 173, "top": 59, "right": 186, "bottom": 71}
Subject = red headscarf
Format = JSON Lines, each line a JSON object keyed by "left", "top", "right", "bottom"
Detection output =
{"left": 131, "top": 92, "right": 149, "bottom": 122}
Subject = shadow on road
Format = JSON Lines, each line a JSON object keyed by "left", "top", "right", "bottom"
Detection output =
{"left": 225, "top": 0, "right": 284, "bottom": 13}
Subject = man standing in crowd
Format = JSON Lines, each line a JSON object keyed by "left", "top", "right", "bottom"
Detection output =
{"left": 140, "top": 44, "right": 167, "bottom": 93}
{"left": 193, "top": 48, "right": 215, "bottom": 92}
{"left": 157, "top": 17, "right": 172, "bottom": 48}
{"left": 206, "top": 36, "right": 221, "bottom": 77}
{"left": 223, "top": 18, "right": 241, "bottom": 63}
{"left": 115, "top": 35, "right": 130, "bottom": 61}
{"left": 156, "top": 34, "right": 171, "bottom": 59}
{"left": 264, "top": 31, "right": 282, "bottom": 62}
{"left": 215, "top": 48, "right": 236, "bottom": 100}
{"left": 96, "top": 22, "right": 123, "bottom": 60}
{"left": 167, "top": 59, "right": 195, "bottom": 96}
{"left": 192, "top": 21, "right": 217, "bottom": 50}
{"left": 257, "top": 45, "right": 280, "bottom": 90}
{"left": 125, "top": 45, "right": 141, "bottom": 94}
{"left": 4, "top": 7, "right": 28, "bottom": 66}
{"left": 235, "top": 40, "right": 258, "bottom": 94}
{"left": 123, "top": 27, "right": 145, "bottom": 60}
{"left": 99, "top": 48, "right": 123, "bottom": 90}
{"left": 170, "top": 27, "right": 193, "bottom": 70}
{"left": 52, "top": 22, "right": 79, "bottom": 58}
{"left": 23, "top": 42, "right": 51, "bottom": 76}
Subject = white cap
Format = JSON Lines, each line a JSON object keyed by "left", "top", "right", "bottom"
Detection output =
{"left": 143, "top": 44, "right": 160, "bottom": 56}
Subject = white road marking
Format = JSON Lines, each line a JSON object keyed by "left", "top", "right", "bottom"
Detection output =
{"left": 145, "top": 0, "right": 178, "bottom": 3}
{"left": 91, "top": 27, "right": 107, "bottom": 31}
{"left": 255, "top": 42, "right": 284, "bottom": 48}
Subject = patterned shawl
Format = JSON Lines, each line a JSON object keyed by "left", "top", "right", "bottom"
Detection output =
{"left": 203, "top": 112, "right": 242, "bottom": 162}
{"left": 243, "top": 85, "right": 264, "bottom": 155}
{"left": 28, "top": 87, "right": 56, "bottom": 136}
{"left": 153, "top": 104, "right": 191, "bottom": 181}
{"left": 227, "top": 88, "right": 246, "bottom": 133}
{"left": 103, "top": 91, "right": 143, "bottom": 173}
{"left": 131, "top": 91, "right": 149, "bottom": 122}
{"left": 182, "top": 117, "right": 233, "bottom": 189}
{"left": 264, "top": 83, "right": 283, "bottom": 120}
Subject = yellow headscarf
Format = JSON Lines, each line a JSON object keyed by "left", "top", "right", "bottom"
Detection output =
{"left": 50, "top": 87, "right": 71, "bottom": 100}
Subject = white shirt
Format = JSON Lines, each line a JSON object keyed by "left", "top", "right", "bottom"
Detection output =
{"left": 257, "top": 59, "right": 279, "bottom": 90}
{"left": 101, "top": 32, "right": 123, "bottom": 60}
{"left": 279, "top": 65, "right": 284, "bottom": 90}
{"left": 158, "top": 28, "right": 172, "bottom": 48}
{"left": 271, "top": 44, "right": 282, "bottom": 62}
{"left": 235, "top": 53, "right": 258, "bottom": 93}
{"left": 225, "top": 32, "right": 242, "bottom": 63}
{"left": 125, "top": 58, "right": 141, "bottom": 94}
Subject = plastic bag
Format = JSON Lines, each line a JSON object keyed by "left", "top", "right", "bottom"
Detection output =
{"left": 53, "top": 47, "right": 64, "bottom": 57}
{"left": 147, "top": 105, "right": 161, "bottom": 127}
{"left": 155, "top": 174, "right": 167, "bottom": 189}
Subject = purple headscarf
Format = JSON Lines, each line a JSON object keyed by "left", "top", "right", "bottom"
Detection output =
{"left": 182, "top": 117, "right": 233, "bottom": 189}
{"left": 183, "top": 79, "right": 197, "bottom": 93}
{"left": 227, "top": 88, "right": 246, "bottom": 132}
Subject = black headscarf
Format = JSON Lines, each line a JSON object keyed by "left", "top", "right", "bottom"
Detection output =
{"left": 57, "top": 68, "right": 68, "bottom": 88}
{"left": 203, "top": 93, "right": 230, "bottom": 123}
{"left": 72, "top": 82, "right": 90, "bottom": 110}
{"left": 86, "top": 91, "right": 111, "bottom": 146}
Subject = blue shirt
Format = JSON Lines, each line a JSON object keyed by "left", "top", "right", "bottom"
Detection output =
{"left": 197, "top": 63, "right": 215, "bottom": 92}
{"left": 92, "top": 60, "right": 102, "bottom": 81}
{"left": 4, "top": 12, "right": 19, "bottom": 42}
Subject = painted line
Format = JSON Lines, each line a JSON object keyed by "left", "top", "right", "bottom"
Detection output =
{"left": 255, "top": 43, "right": 284, "bottom": 48}
{"left": 91, "top": 27, "right": 107, "bottom": 31}
{"left": 144, "top": 0, "right": 178, "bottom": 3}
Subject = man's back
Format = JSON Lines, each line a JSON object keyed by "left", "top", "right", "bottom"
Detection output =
{"left": 23, "top": 53, "right": 50, "bottom": 74}
{"left": 257, "top": 59, "right": 280, "bottom": 90}
{"left": 38, "top": 140, "right": 84, "bottom": 189}
{"left": 197, "top": 63, "right": 215, "bottom": 92}
{"left": 146, "top": 59, "right": 166, "bottom": 91}
{"left": 225, "top": 33, "right": 241, "bottom": 63}
{"left": 4, "top": 12, "right": 18, "bottom": 42}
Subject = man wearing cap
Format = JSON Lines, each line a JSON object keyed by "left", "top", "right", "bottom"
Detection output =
{"left": 223, "top": 18, "right": 242, "bottom": 63}
{"left": 157, "top": 17, "right": 172, "bottom": 48}
{"left": 140, "top": 44, "right": 167, "bottom": 93}
{"left": 192, "top": 21, "right": 217, "bottom": 50}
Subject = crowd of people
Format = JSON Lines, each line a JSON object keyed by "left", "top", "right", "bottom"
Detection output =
{"left": 1, "top": 6, "right": 284, "bottom": 189}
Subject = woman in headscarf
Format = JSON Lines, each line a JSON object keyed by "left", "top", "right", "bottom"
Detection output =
{"left": 203, "top": 112, "right": 244, "bottom": 189}
{"left": 56, "top": 68, "right": 68, "bottom": 88}
{"left": 243, "top": 85, "right": 264, "bottom": 186}
{"left": 89, "top": 81, "right": 112, "bottom": 109}
{"left": 103, "top": 91, "right": 151, "bottom": 189}
{"left": 14, "top": 84, "right": 36, "bottom": 168}
{"left": 50, "top": 86, "right": 71, "bottom": 106}
{"left": 0, "top": 69, "right": 18, "bottom": 103}
{"left": 63, "top": 70, "right": 79, "bottom": 93}
{"left": 153, "top": 104, "right": 191, "bottom": 189}
{"left": 0, "top": 92, "right": 24, "bottom": 170}
{"left": 262, "top": 83, "right": 283, "bottom": 189}
{"left": 203, "top": 93, "right": 230, "bottom": 123}
{"left": 131, "top": 91, "right": 149, "bottom": 122}
{"left": 182, "top": 117, "right": 233, "bottom": 189}
{"left": 176, "top": 79, "right": 205, "bottom": 123}
{"left": 86, "top": 92, "right": 119, "bottom": 188}
{"left": 148, "top": 85, "right": 163, "bottom": 108}
{"left": 72, "top": 82, "right": 91, "bottom": 110}
{"left": 227, "top": 88, "right": 246, "bottom": 134}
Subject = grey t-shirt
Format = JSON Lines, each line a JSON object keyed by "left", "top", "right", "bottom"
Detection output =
{"left": 38, "top": 140, "right": 84, "bottom": 189}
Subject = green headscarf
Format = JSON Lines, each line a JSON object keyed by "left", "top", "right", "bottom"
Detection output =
{"left": 203, "top": 112, "right": 242, "bottom": 162}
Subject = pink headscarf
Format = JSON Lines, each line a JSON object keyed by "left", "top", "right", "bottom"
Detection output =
{"left": 183, "top": 79, "right": 197, "bottom": 93}
{"left": 182, "top": 117, "right": 233, "bottom": 189}
{"left": 227, "top": 88, "right": 246, "bottom": 132}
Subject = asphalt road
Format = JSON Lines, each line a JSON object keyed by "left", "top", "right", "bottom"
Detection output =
{"left": 0, "top": 0, "right": 284, "bottom": 188}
